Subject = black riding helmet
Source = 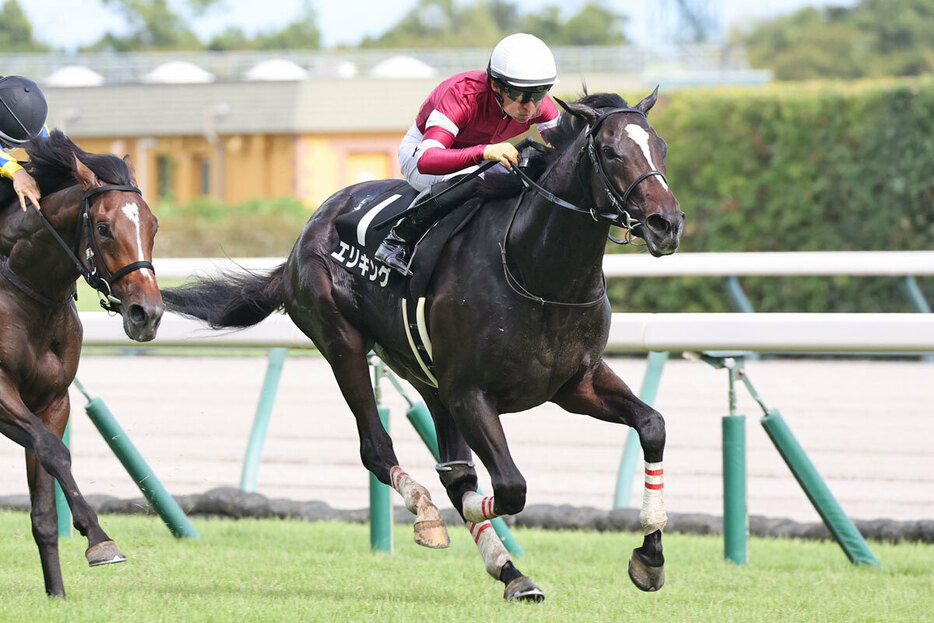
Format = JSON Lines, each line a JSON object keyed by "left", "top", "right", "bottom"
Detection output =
{"left": 0, "top": 75, "right": 48, "bottom": 148}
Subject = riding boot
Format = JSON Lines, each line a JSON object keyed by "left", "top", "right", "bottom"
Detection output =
{"left": 375, "top": 176, "right": 480, "bottom": 275}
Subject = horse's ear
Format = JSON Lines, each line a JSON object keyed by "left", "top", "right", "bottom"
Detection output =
{"left": 555, "top": 97, "right": 600, "bottom": 125}
{"left": 74, "top": 155, "right": 102, "bottom": 190}
{"left": 123, "top": 154, "right": 138, "bottom": 187}
{"left": 636, "top": 86, "right": 660, "bottom": 116}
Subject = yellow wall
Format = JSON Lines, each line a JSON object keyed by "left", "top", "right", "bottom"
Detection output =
{"left": 69, "top": 131, "right": 405, "bottom": 208}
{"left": 297, "top": 133, "right": 401, "bottom": 207}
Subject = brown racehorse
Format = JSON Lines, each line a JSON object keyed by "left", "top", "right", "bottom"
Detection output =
{"left": 163, "top": 91, "right": 683, "bottom": 601}
{"left": 0, "top": 131, "right": 164, "bottom": 597}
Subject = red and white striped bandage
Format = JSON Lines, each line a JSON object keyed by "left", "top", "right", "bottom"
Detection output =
{"left": 390, "top": 466, "right": 408, "bottom": 491}
{"left": 389, "top": 466, "right": 430, "bottom": 514}
{"left": 462, "top": 491, "right": 497, "bottom": 523}
{"left": 467, "top": 520, "right": 493, "bottom": 544}
{"left": 644, "top": 463, "right": 664, "bottom": 490}
{"left": 467, "top": 521, "right": 511, "bottom": 579}
{"left": 641, "top": 461, "right": 668, "bottom": 535}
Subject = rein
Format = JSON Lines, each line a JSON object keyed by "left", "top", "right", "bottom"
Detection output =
{"left": 28, "top": 184, "right": 153, "bottom": 311}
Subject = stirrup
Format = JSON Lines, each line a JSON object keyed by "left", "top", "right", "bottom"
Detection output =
{"left": 374, "top": 240, "right": 412, "bottom": 276}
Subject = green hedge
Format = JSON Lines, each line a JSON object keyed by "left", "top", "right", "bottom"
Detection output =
{"left": 608, "top": 79, "right": 934, "bottom": 312}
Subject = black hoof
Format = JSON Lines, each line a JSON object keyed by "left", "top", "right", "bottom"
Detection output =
{"left": 504, "top": 576, "right": 545, "bottom": 602}
{"left": 628, "top": 549, "right": 665, "bottom": 591}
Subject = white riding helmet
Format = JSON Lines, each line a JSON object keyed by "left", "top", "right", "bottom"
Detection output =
{"left": 487, "top": 33, "right": 558, "bottom": 89}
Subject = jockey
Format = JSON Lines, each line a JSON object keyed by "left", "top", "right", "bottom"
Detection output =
{"left": 0, "top": 75, "right": 49, "bottom": 212}
{"left": 374, "top": 33, "right": 561, "bottom": 275}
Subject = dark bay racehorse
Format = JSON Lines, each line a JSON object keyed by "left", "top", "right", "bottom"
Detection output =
{"left": 163, "top": 91, "right": 683, "bottom": 601}
{"left": 0, "top": 131, "right": 164, "bottom": 597}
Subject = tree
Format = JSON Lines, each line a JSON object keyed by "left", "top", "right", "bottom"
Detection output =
{"left": 361, "top": 0, "right": 628, "bottom": 49}
{"left": 523, "top": 2, "right": 628, "bottom": 46}
{"left": 84, "top": 0, "right": 218, "bottom": 51}
{"left": 0, "top": 0, "right": 50, "bottom": 52}
{"left": 206, "top": 4, "right": 321, "bottom": 51}
{"left": 738, "top": 0, "right": 934, "bottom": 80}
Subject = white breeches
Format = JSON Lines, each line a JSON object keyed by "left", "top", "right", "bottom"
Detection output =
{"left": 398, "top": 123, "right": 479, "bottom": 191}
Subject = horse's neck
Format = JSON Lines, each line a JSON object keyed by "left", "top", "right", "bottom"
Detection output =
{"left": 505, "top": 160, "right": 608, "bottom": 302}
{"left": 3, "top": 187, "right": 82, "bottom": 302}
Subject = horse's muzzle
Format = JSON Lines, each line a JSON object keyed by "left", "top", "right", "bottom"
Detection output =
{"left": 642, "top": 210, "right": 685, "bottom": 257}
{"left": 122, "top": 300, "right": 165, "bottom": 342}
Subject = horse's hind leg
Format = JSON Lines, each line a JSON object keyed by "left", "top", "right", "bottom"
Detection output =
{"left": 416, "top": 387, "right": 543, "bottom": 602}
{"left": 298, "top": 313, "right": 448, "bottom": 548}
{"left": 551, "top": 360, "right": 667, "bottom": 592}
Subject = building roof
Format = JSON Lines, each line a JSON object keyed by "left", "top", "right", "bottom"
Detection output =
{"left": 44, "top": 78, "right": 438, "bottom": 137}
{"left": 43, "top": 73, "right": 648, "bottom": 138}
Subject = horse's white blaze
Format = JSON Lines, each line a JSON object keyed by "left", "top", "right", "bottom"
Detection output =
{"left": 121, "top": 202, "right": 154, "bottom": 281}
{"left": 641, "top": 461, "right": 668, "bottom": 535}
{"left": 624, "top": 124, "right": 669, "bottom": 191}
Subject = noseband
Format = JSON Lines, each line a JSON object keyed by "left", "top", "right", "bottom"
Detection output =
{"left": 33, "top": 184, "right": 154, "bottom": 311}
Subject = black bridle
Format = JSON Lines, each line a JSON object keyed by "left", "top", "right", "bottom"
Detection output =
{"left": 34, "top": 184, "right": 154, "bottom": 311}
{"left": 499, "top": 108, "right": 669, "bottom": 307}
{"left": 582, "top": 106, "right": 668, "bottom": 231}
{"left": 509, "top": 108, "right": 669, "bottom": 243}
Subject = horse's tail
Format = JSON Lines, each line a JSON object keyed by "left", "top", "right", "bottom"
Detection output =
{"left": 161, "top": 263, "right": 286, "bottom": 328}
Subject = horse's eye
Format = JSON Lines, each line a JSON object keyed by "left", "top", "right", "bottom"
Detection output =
{"left": 601, "top": 146, "right": 618, "bottom": 160}
{"left": 96, "top": 223, "right": 111, "bottom": 237}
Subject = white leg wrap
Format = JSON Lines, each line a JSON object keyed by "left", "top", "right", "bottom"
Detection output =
{"left": 467, "top": 521, "right": 511, "bottom": 579}
{"left": 640, "top": 461, "right": 668, "bottom": 535}
{"left": 390, "top": 466, "right": 430, "bottom": 514}
{"left": 462, "top": 491, "right": 497, "bottom": 523}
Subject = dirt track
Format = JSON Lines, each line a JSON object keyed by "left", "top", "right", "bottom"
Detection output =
{"left": 0, "top": 353, "right": 930, "bottom": 523}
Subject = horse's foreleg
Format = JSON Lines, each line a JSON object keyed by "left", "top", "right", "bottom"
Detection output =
{"left": 25, "top": 450, "right": 65, "bottom": 597}
{"left": 1, "top": 389, "right": 125, "bottom": 583}
{"left": 426, "top": 389, "right": 543, "bottom": 601}
{"left": 314, "top": 329, "right": 448, "bottom": 548}
{"left": 552, "top": 360, "right": 667, "bottom": 591}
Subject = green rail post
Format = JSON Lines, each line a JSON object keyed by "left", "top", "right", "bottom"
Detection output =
{"left": 900, "top": 276, "right": 933, "bottom": 363}
{"left": 73, "top": 379, "right": 200, "bottom": 539}
{"left": 722, "top": 359, "right": 748, "bottom": 564}
{"left": 722, "top": 413, "right": 747, "bottom": 564}
{"left": 369, "top": 407, "right": 394, "bottom": 552}
{"left": 55, "top": 421, "right": 72, "bottom": 538}
{"left": 614, "top": 351, "right": 669, "bottom": 508}
{"left": 761, "top": 409, "right": 879, "bottom": 566}
{"left": 369, "top": 363, "right": 393, "bottom": 552}
{"left": 901, "top": 275, "right": 932, "bottom": 314}
{"left": 383, "top": 370, "right": 525, "bottom": 556}
{"left": 240, "top": 347, "right": 289, "bottom": 492}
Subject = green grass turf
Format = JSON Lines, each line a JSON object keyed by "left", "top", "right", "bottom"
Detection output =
{"left": 0, "top": 512, "right": 930, "bottom": 622}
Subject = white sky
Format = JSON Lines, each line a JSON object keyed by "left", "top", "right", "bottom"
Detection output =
{"left": 18, "top": 0, "right": 856, "bottom": 51}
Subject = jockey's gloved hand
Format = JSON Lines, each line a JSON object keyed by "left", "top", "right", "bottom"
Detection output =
{"left": 12, "top": 168, "right": 41, "bottom": 211}
{"left": 483, "top": 142, "right": 519, "bottom": 169}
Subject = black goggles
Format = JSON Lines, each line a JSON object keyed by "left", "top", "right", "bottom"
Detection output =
{"left": 499, "top": 83, "right": 551, "bottom": 104}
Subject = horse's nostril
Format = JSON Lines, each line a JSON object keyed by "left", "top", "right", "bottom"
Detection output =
{"left": 646, "top": 214, "right": 671, "bottom": 235}
{"left": 128, "top": 303, "right": 146, "bottom": 325}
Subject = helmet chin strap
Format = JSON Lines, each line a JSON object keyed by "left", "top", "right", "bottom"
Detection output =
{"left": 490, "top": 81, "right": 519, "bottom": 122}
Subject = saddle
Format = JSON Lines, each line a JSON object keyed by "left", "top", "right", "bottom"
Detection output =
{"left": 331, "top": 182, "right": 482, "bottom": 386}
{"left": 331, "top": 181, "right": 481, "bottom": 298}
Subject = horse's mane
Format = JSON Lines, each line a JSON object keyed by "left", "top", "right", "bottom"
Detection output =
{"left": 0, "top": 130, "right": 132, "bottom": 211}
{"left": 477, "top": 92, "right": 630, "bottom": 199}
